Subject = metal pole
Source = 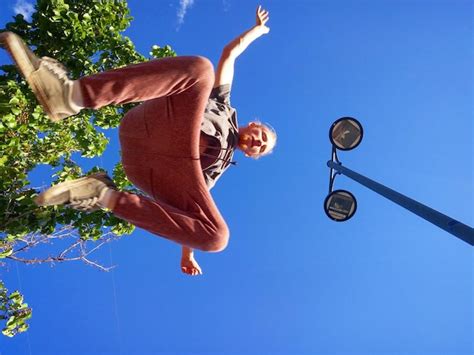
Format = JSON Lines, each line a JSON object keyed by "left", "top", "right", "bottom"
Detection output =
{"left": 327, "top": 160, "right": 474, "bottom": 246}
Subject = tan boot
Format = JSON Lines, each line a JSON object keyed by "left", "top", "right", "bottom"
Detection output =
{"left": 35, "top": 173, "right": 117, "bottom": 212}
{"left": 0, "top": 31, "right": 79, "bottom": 122}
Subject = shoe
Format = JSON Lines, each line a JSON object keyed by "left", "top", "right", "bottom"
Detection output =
{"left": 34, "top": 172, "right": 117, "bottom": 212}
{"left": 0, "top": 31, "right": 79, "bottom": 122}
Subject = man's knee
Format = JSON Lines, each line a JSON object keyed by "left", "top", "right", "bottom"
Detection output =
{"left": 189, "top": 56, "right": 214, "bottom": 84}
{"left": 199, "top": 224, "right": 229, "bottom": 252}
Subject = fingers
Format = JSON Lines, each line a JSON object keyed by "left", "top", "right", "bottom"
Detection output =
{"left": 193, "top": 265, "right": 202, "bottom": 275}
{"left": 257, "top": 5, "right": 270, "bottom": 24}
{"left": 181, "top": 266, "right": 203, "bottom": 276}
{"left": 257, "top": 5, "right": 268, "bottom": 15}
{"left": 259, "top": 9, "right": 269, "bottom": 19}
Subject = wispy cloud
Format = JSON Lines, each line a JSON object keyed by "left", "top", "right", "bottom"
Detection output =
{"left": 176, "top": 0, "right": 194, "bottom": 29}
{"left": 222, "top": 0, "right": 230, "bottom": 12}
{"left": 13, "top": 0, "right": 35, "bottom": 21}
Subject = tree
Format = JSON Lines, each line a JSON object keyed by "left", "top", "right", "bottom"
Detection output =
{"left": 0, "top": 0, "right": 176, "bottom": 337}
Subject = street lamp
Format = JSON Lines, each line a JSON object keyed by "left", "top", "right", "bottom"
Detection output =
{"left": 324, "top": 117, "right": 474, "bottom": 246}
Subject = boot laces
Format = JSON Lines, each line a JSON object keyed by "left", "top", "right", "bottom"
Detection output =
{"left": 67, "top": 196, "right": 100, "bottom": 212}
{"left": 41, "top": 57, "right": 70, "bottom": 83}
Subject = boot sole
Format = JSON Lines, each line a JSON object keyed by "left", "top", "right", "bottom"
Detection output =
{"left": 34, "top": 172, "right": 109, "bottom": 206}
{"left": 0, "top": 32, "right": 60, "bottom": 122}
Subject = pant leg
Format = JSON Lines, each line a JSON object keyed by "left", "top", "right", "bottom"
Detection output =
{"left": 112, "top": 159, "right": 229, "bottom": 252}
{"left": 79, "top": 56, "right": 213, "bottom": 109}
{"left": 105, "top": 57, "right": 229, "bottom": 252}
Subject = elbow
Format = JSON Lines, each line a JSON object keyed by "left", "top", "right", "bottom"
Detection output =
{"left": 222, "top": 44, "right": 239, "bottom": 60}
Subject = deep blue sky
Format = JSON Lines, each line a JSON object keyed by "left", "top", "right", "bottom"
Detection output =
{"left": 1, "top": 0, "right": 472, "bottom": 354}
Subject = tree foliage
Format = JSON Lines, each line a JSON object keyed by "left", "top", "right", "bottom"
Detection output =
{"left": 0, "top": 0, "right": 176, "bottom": 337}
{"left": 0, "top": 281, "right": 31, "bottom": 337}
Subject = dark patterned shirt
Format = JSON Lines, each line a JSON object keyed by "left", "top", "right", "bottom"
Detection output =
{"left": 200, "top": 84, "right": 239, "bottom": 189}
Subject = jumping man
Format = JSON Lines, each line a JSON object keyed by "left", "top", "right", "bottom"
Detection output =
{"left": 0, "top": 6, "right": 276, "bottom": 275}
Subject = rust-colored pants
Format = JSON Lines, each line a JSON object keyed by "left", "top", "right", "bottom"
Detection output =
{"left": 79, "top": 56, "right": 229, "bottom": 252}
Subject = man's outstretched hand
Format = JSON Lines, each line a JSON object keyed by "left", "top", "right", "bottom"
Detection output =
{"left": 181, "top": 255, "right": 203, "bottom": 276}
{"left": 256, "top": 5, "right": 270, "bottom": 34}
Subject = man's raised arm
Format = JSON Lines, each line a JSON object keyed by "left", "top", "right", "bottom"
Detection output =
{"left": 214, "top": 5, "right": 270, "bottom": 88}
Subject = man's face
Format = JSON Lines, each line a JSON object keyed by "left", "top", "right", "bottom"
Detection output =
{"left": 238, "top": 123, "right": 275, "bottom": 158}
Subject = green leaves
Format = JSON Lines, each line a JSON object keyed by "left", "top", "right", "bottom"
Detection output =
{"left": 0, "top": 282, "right": 32, "bottom": 337}
{"left": 1, "top": 0, "right": 176, "bottom": 337}
{"left": 0, "top": 247, "right": 13, "bottom": 259}
{"left": 150, "top": 44, "right": 177, "bottom": 59}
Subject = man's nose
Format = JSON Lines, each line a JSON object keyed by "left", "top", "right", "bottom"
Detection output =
{"left": 253, "top": 139, "right": 262, "bottom": 147}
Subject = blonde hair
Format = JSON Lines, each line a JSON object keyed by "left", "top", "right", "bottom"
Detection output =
{"left": 250, "top": 120, "right": 277, "bottom": 158}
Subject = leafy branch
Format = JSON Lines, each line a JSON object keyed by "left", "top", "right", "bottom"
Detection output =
{"left": 0, "top": 0, "right": 177, "bottom": 337}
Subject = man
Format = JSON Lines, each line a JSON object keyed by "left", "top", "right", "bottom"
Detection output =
{"left": 0, "top": 6, "right": 276, "bottom": 275}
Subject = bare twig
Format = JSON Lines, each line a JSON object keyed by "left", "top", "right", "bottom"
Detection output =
{"left": 58, "top": 239, "right": 82, "bottom": 259}
{"left": 7, "top": 254, "right": 79, "bottom": 264}
{"left": 3, "top": 225, "right": 120, "bottom": 272}
{"left": 81, "top": 257, "right": 115, "bottom": 272}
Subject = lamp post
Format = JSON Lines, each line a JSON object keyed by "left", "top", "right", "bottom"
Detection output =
{"left": 324, "top": 117, "right": 474, "bottom": 246}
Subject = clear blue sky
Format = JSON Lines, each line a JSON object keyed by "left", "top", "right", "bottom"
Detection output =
{"left": 1, "top": 0, "right": 473, "bottom": 354}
